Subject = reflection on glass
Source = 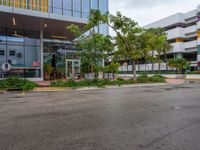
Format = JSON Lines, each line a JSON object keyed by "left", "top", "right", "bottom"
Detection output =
{"left": 0, "top": 44, "right": 6, "bottom": 78}
{"left": 25, "top": 46, "right": 41, "bottom": 78}
{"left": 82, "top": 0, "right": 90, "bottom": 18}
{"left": 0, "top": 29, "right": 41, "bottom": 78}
{"left": 54, "top": 0, "right": 62, "bottom": 15}
{"left": 99, "top": 24, "right": 108, "bottom": 35}
{"left": 99, "top": 0, "right": 108, "bottom": 13}
{"left": 73, "top": 0, "right": 81, "bottom": 18}
{"left": 74, "top": 61, "right": 80, "bottom": 75}
{"left": 48, "top": 0, "right": 53, "bottom": 13}
{"left": 67, "top": 61, "right": 73, "bottom": 77}
{"left": 91, "top": 0, "right": 98, "bottom": 9}
{"left": 63, "top": 0, "right": 72, "bottom": 16}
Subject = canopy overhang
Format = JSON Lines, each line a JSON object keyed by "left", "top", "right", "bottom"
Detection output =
{"left": 0, "top": 6, "right": 87, "bottom": 41}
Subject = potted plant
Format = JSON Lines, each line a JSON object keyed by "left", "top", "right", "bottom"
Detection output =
{"left": 44, "top": 64, "right": 53, "bottom": 80}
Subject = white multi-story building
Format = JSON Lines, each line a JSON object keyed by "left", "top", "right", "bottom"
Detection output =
{"left": 119, "top": 5, "right": 200, "bottom": 73}
{"left": 145, "top": 4, "right": 200, "bottom": 71}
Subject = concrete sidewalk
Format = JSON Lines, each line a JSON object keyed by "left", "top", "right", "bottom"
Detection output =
{"left": 33, "top": 80, "right": 185, "bottom": 92}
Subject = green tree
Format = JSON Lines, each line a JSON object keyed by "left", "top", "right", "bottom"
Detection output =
{"left": 168, "top": 58, "right": 189, "bottom": 75}
{"left": 146, "top": 28, "right": 169, "bottom": 74}
{"left": 87, "top": 10, "right": 144, "bottom": 80}
{"left": 161, "top": 41, "right": 171, "bottom": 71}
{"left": 67, "top": 24, "right": 114, "bottom": 77}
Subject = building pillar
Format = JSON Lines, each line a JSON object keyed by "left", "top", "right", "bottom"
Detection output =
{"left": 40, "top": 30, "right": 44, "bottom": 81}
{"left": 175, "top": 53, "right": 183, "bottom": 59}
{"left": 175, "top": 38, "right": 184, "bottom": 60}
{"left": 197, "top": 31, "right": 200, "bottom": 70}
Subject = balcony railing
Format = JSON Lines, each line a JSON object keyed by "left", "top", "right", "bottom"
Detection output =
{"left": 170, "top": 42, "right": 184, "bottom": 53}
{"left": 197, "top": 21, "right": 200, "bottom": 30}
{"left": 184, "top": 41, "right": 197, "bottom": 49}
{"left": 166, "top": 27, "right": 184, "bottom": 40}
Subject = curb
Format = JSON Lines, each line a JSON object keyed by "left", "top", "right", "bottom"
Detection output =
{"left": 31, "top": 82, "right": 184, "bottom": 92}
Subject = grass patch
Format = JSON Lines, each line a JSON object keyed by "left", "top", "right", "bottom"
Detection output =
{"left": 0, "top": 77, "right": 38, "bottom": 91}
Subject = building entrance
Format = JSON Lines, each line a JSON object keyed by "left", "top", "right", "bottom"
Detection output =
{"left": 66, "top": 59, "right": 80, "bottom": 78}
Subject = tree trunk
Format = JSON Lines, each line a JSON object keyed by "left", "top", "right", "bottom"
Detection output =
{"left": 164, "top": 51, "right": 168, "bottom": 72}
{"left": 158, "top": 54, "right": 161, "bottom": 74}
{"left": 152, "top": 51, "right": 155, "bottom": 74}
{"left": 144, "top": 60, "right": 147, "bottom": 75}
{"left": 132, "top": 60, "right": 137, "bottom": 80}
{"left": 138, "top": 60, "right": 140, "bottom": 72}
{"left": 91, "top": 65, "right": 94, "bottom": 79}
{"left": 112, "top": 70, "right": 114, "bottom": 80}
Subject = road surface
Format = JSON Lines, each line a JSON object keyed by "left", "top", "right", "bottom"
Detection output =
{"left": 0, "top": 82, "right": 200, "bottom": 150}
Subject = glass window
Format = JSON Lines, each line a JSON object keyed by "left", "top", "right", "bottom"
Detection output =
{"left": 0, "top": 29, "right": 6, "bottom": 45}
{"left": 0, "top": 45, "right": 6, "bottom": 78}
{"left": 25, "top": 46, "right": 41, "bottom": 78}
{"left": 0, "top": 29, "right": 41, "bottom": 79}
{"left": 48, "top": 0, "right": 53, "bottom": 13}
{"left": 99, "top": 24, "right": 108, "bottom": 35}
{"left": 73, "top": 0, "right": 81, "bottom": 18}
{"left": 54, "top": 0, "right": 62, "bottom": 15}
{"left": 0, "top": 50, "right": 5, "bottom": 56}
{"left": 7, "top": 45, "right": 24, "bottom": 67}
{"left": 91, "top": 0, "right": 98, "bottom": 9}
{"left": 63, "top": 0, "right": 72, "bottom": 16}
{"left": 82, "top": 0, "right": 90, "bottom": 18}
{"left": 9, "top": 50, "right": 16, "bottom": 56}
{"left": 7, "top": 30, "right": 24, "bottom": 45}
{"left": 99, "top": 0, "right": 108, "bottom": 13}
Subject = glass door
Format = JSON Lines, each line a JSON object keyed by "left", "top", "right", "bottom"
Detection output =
{"left": 66, "top": 59, "right": 80, "bottom": 78}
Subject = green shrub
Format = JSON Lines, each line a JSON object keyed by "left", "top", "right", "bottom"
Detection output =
{"left": 137, "top": 74, "right": 150, "bottom": 83}
{"left": 186, "top": 71, "right": 200, "bottom": 74}
{"left": 50, "top": 75, "right": 165, "bottom": 88}
{"left": 149, "top": 75, "right": 166, "bottom": 83}
{"left": 0, "top": 77, "right": 38, "bottom": 90}
{"left": 116, "top": 78, "right": 125, "bottom": 82}
{"left": 63, "top": 79, "right": 78, "bottom": 87}
{"left": 137, "top": 75, "right": 166, "bottom": 83}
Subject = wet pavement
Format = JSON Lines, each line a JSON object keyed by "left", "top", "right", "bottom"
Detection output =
{"left": 0, "top": 82, "right": 200, "bottom": 150}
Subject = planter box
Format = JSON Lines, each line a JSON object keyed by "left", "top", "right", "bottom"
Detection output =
{"left": 186, "top": 74, "right": 200, "bottom": 80}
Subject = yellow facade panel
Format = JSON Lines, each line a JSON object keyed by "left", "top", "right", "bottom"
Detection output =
{"left": 176, "top": 38, "right": 184, "bottom": 42}
{"left": 197, "top": 31, "right": 200, "bottom": 39}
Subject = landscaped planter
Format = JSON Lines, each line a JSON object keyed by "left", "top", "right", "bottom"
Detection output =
{"left": 186, "top": 74, "right": 200, "bottom": 80}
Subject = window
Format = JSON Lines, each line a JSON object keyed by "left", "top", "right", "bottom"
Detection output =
{"left": 63, "top": 0, "right": 72, "bottom": 16}
{"left": 9, "top": 50, "right": 16, "bottom": 56}
{"left": 91, "top": 0, "right": 98, "bottom": 9}
{"left": 54, "top": 0, "right": 62, "bottom": 15}
{"left": 82, "top": 0, "right": 90, "bottom": 18}
{"left": 73, "top": 0, "right": 81, "bottom": 18}
{"left": 48, "top": 0, "right": 53, "bottom": 13}
{"left": 99, "top": 0, "right": 108, "bottom": 13}
{"left": 0, "top": 50, "right": 4, "bottom": 56}
{"left": 99, "top": 24, "right": 108, "bottom": 35}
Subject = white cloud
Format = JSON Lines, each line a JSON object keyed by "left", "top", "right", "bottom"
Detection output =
{"left": 109, "top": 0, "right": 200, "bottom": 26}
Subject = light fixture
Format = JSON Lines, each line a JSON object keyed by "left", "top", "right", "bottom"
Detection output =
{"left": 51, "top": 36, "right": 67, "bottom": 39}
{"left": 12, "top": 17, "right": 16, "bottom": 26}
{"left": 44, "top": 24, "right": 47, "bottom": 28}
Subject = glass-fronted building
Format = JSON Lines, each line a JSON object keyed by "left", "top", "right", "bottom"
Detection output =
{"left": 0, "top": 0, "right": 108, "bottom": 80}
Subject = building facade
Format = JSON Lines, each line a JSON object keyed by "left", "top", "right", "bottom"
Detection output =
{"left": 118, "top": 5, "right": 200, "bottom": 73}
{"left": 145, "top": 4, "right": 200, "bottom": 72}
{"left": 0, "top": 0, "right": 108, "bottom": 80}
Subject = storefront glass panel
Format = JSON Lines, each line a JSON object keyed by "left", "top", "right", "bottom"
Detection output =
{"left": 0, "top": 29, "right": 41, "bottom": 79}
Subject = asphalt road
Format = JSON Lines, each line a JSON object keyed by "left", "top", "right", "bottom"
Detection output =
{"left": 1, "top": 82, "right": 200, "bottom": 150}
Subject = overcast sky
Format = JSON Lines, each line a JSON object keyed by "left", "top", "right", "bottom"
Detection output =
{"left": 109, "top": 0, "right": 200, "bottom": 27}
